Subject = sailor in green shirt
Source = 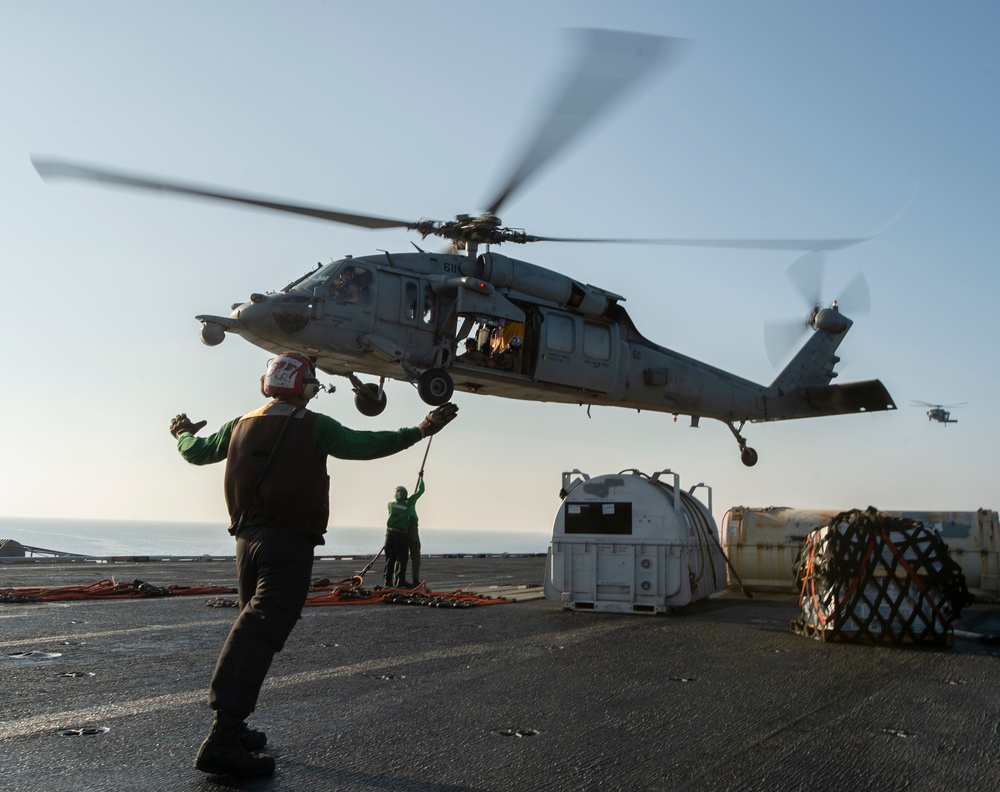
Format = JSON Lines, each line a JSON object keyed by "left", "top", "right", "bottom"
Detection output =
{"left": 169, "top": 352, "right": 458, "bottom": 778}
{"left": 384, "top": 476, "right": 425, "bottom": 587}
{"left": 407, "top": 475, "right": 425, "bottom": 585}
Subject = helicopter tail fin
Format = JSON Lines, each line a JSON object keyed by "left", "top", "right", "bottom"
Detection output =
{"left": 765, "top": 316, "right": 896, "bottom": 420}
{"left": 769, "top": 317, "right": 845, "bottom": 394}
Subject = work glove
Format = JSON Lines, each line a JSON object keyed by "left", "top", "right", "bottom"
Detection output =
{"left": 169, "top": 413, "right": 207, "bottom": 439}
{"left": 418, "top": 402, "right": 458, "bottom": 437}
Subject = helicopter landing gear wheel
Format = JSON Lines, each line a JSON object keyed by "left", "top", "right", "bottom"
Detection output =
{"left": 348, "top": 374, "right": 388, "bottom": 417}
{"left": 354, "top": 383, "right": 387, "bottom": 416}
{"left": 417, "top": 368, "right": 454, "bottom": 406}
{"left": 727, "top": 421, "right": 759, "bottom": 467}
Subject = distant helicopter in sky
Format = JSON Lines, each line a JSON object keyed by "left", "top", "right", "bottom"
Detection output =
{"left": 912, "top": 401, "right": 967, "bottom": 425}
{"left": 31, "top": 29, "right": 897, "bottom": 467}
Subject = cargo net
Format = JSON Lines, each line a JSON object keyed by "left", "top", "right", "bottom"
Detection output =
{"left": 792, "top": 507, "right": 974, "bottom": 646}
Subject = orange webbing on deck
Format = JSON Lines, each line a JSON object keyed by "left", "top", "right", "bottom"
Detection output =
{"left": 0, "top": 579, "right": 236, "bottom": 603}
{"left": 304, "top": 580, "right": 512, "bottom": 607}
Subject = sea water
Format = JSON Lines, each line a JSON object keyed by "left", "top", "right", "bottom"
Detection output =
{"left": 0, "top": 516, "right": 550, "bottom": 558}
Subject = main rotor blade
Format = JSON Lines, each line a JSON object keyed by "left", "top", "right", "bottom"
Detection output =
{"left": 483, "top": 29, "right": 683, "bottom": 216}
{"left": 32, "top": 158, "right": 416, "bottom": 231}
{"left": 525, "top": 235, "right": 869, "bottom": 251}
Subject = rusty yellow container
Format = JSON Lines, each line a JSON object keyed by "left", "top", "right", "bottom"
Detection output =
{"left": 724, "top": 507, "right": 999, "bottom": 598}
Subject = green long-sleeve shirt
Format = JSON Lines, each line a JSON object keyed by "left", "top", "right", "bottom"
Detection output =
{"left": 176, "top": 410, "right": 423, "bottom": 465}
{"left": 386, "top": 477, "right": 425, "bottom": 533}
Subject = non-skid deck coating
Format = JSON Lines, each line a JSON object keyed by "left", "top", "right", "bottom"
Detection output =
{"left": 2, "top": 555, "right": 999, "bottom": 792}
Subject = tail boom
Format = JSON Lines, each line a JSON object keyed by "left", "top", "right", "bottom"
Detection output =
{"left": 762, "top": 308, "right": 896, "bottom": 421}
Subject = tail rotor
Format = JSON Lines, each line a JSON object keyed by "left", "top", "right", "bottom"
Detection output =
{"left": 764, "top": 251, "right": 870, "bottom": 367}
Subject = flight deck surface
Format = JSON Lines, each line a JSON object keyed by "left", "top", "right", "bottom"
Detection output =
{"left": 2, "top": 555, "right": 998, "bottom": 791}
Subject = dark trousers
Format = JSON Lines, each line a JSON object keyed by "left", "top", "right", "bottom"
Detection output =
{"left": 208, "top": 525, "right": 315, "bottom": 717}
{"left": 384, "top": 530, "right": 409, "bottom": 586}
{"left": 407, "top": 528, "right": 421, "bottom": 583}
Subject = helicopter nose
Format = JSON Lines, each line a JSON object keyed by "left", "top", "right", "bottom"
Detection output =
{"left": 230, "top": 296, "right": 273, "bottom": 334}
{"left": 232, "top": 293, "right": 313, "bottom": 337}
{"left": 270, "top": 293, "right": 313, "bottom": 334}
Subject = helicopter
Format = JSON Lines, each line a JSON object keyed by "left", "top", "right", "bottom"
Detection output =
{"left": 32, "top": 30, "right": 896, "bottom": 467}
{"left": 912, "top": 401, "right": 967, "bottom": 425}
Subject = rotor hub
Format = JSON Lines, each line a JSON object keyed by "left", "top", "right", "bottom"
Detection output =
{"left": 411, "top": 212, "right": 533, "bottom": 248}
{"left": 812, "top": 305, "right": 849, "bottom": 334}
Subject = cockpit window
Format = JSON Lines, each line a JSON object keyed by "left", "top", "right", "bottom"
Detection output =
{"left": 327, "top": 265, "right": 373, "bottom": 305}
{"left": 294, "top": 261, "right": 341, "bottom": 293}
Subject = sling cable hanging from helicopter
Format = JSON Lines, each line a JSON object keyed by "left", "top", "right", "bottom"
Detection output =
{"left": 303, "top": 437, "right": 510, "bottom": 607}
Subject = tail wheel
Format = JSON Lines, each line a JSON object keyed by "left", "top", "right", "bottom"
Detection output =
{"left": 417, "top": 368, "right": 454, "bottom": 406}
{"left": 354, "top": 383, "right": 387, "bottom": 416}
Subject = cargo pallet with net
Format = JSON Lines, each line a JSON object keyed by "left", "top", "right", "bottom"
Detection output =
{"left": 792, "top": 507, "right": 973, "bottom": 646}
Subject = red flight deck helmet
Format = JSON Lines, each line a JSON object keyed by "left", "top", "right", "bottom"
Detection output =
{"left": 261, "top": 353, "right": 319, "bottom": 399}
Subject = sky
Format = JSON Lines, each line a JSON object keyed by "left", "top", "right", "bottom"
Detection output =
{"left": 1, "top": 1, "right": 997, "bottom": 543}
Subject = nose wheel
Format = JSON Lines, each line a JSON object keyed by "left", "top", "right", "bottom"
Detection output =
{"left": 349, "top": 374, "right": 388, "bottom": 416}
{"left": 727, "top": 421, "right": 758, "bottom": 467}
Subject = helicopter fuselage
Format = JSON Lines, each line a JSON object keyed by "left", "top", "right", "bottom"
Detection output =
{"left": 36, "top": 30, "right": 898, "bottom": 467}
{"left": 197, "top": 250, "right": 895, "bottom": 464}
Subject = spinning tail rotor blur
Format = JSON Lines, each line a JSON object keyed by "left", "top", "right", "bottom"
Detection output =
{"left": 764, "top": 251, "right": 870, "bottom": 368}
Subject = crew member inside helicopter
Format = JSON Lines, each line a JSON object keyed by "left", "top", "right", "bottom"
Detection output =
{"left": 488, "top": 321, "right": 525, "bottom": 372}
{"left": 327, "top": 267, "right": 372, "bottom": 305}
{"left": 495, "top": 335, "right": 523, "bottom": 372}
{"left": 459, "top": 337, "right": 487, "bottom": 366}
{"left": 491, "top": 321, "right": 524, "bottom": 354}
{"left": 460, "top": 322, "right": 526, "bottom": 371}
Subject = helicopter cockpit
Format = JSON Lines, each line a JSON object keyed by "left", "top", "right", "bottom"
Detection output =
{"left": 290, "top": 260, "right": 339, "bottom": 292}
{"left": 293, "top": 261, "right": 374, "bottom": 306}
{"left": 266, "top": 261, "right": 377, "bottom": 337}
{"left": 326, "top": 265, "right": 373, "bottom": 305}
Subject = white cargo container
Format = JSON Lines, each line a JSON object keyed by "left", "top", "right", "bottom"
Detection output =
{"left": 544, "top": 469, "right": 727, "bottom": 614}
{"left": 725, "top": 506, "right": 999, "bottom": 598}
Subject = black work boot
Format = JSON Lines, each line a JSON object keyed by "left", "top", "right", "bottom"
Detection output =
{"left": 236, "top": 721, "right": 267, "bottom": 751}
{"left": 195, "top": 711, "right": 275, "bottom": 777}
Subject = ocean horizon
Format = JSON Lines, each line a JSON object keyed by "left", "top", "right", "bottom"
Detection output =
{"left": 0, "top": 516, "right": 551, "bottom": 558}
